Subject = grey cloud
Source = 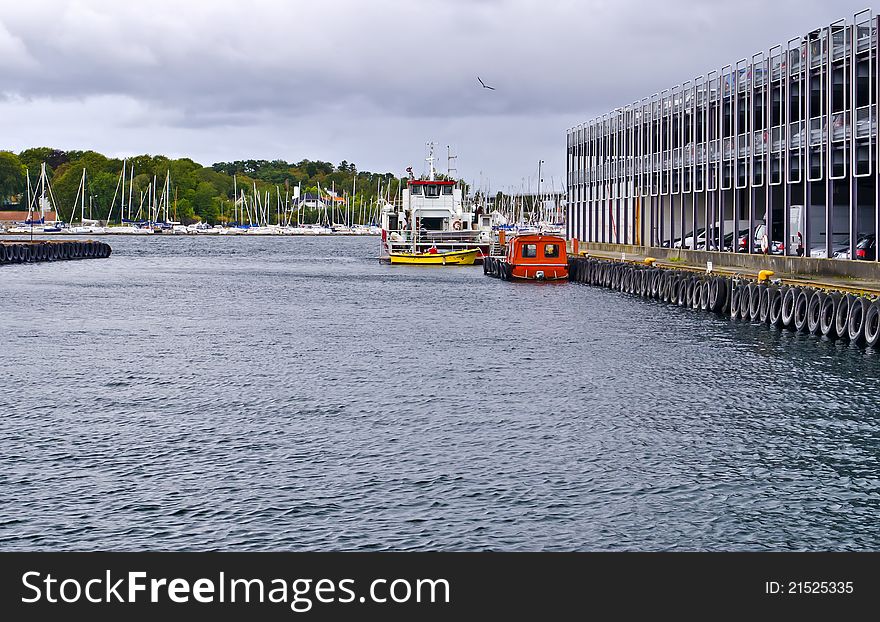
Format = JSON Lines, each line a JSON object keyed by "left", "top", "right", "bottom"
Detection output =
{"left": 0, "top": 0, "right": 874, "bottom": 186}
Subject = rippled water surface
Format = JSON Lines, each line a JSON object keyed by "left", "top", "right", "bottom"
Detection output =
{"left": 1, "top": 235, "right": 879, "bottom": 551}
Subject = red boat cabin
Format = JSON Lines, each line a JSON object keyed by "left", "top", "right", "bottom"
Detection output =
{"left": 504, "top": 234, "right": 568, "bottom": 280}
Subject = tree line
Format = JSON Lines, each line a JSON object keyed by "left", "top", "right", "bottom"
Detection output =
{"left": 0, "top": 148, "right": 410, "bottom": 225}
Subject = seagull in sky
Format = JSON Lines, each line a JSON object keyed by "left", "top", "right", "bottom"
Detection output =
{"left": 477, "top": 77, "right": 495, "bottom": 90}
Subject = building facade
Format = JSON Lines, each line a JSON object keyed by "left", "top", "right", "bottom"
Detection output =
{"left": 566, "top": 10, "right": 879, "bottom": 260}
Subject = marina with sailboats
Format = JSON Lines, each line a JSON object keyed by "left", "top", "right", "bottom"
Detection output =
{"left": 0, "top": 146, "right": 568, "bottom": 246}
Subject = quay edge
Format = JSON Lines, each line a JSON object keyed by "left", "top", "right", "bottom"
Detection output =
{"left": 570, "top": 240, "right": 880, "bottom": 284}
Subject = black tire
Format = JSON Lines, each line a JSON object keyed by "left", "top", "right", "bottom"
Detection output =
{"left": 709, "top": 277, "right": 725, "bottom": 313}
{"left": 738, "top": 284, "right": 751, "bottom": 320}
{"left": 836, "top": 294, "right": 853, "bottom": 340}
{"left": 665, "top": 274, "right": 676, "bottom": 302}
{"left": 819, "top": 293, "right": 840, "bottom": 338}
{"left": 768, "top": 287, "right": 784, "bottom": 327}
{"left": 682, "top": 278, "right": 692, "bottom": 308}
{"left": 691, "top": 278, "right": 701, "bottom": 309}
{"left": 759, "top": 286, "right": 774, "bottom": 324}
{"left": 748, "top": 284, "right": 761, "bottom": 321}
{"left": 864, "top": 300, "right": 880, "bottom": 348}
{"left": 676, "top": 279, "right": 686, "bottom": 307}
{"left": 730, "top": 284, "right": 742, "bottom": 319}
{"left": 669, "top": 277, "right": 680, "bottom": 305}
{"left": 807, "top": 291, "right": 825, "bottom": 335}
{"left": 793, "top": 290, "right": 810, "bottom": 332}
{"left": 781, "top": 287, "right": 798, "bottom": 329}
{"left": 848, "top": 297, "right": 868, "bottom": 344}
{"left": 699, "top": 279, "right": 710, "bottom": 311}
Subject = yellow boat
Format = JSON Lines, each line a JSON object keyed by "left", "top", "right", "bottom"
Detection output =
{"left": 389, "top": 248, "right": 480, "bottom": 265}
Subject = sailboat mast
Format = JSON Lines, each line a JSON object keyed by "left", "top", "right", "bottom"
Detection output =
{"left": 25, "top": 168, "right": 32, "bottom": 220}
{"left": 128, "top": 165, "right": 135, "bottom": 222}
{"left": 80, "top": 168, "right": 86, "bottom": 224}
{"left": 40, "top": 162, "right": 46, "bottom": 222}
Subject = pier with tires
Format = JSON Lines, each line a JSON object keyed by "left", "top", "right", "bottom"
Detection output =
{"left": 567, "top": 256, "right": 880, "bottom": 348}
{"left": 0, "top": 240, "right": 112, "bottom": 265}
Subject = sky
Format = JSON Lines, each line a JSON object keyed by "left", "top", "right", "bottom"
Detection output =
{"left": 0, "top": 0, "right": 874, "bottom": 192}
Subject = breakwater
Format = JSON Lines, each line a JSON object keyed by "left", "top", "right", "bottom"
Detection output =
{"left": 568, "top": 256, "right": 880, "bottom": 347}
{"left": 0, "top": 240, "right": 112, "bottom": 265}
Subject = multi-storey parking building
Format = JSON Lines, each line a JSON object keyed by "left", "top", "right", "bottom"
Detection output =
{"left": 566, "top": 10, "right": 878, "bottom": 260}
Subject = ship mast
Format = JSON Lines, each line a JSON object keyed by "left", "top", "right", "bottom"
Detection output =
{"left": 426, "top": 142, "right": 436, "bottom": 181}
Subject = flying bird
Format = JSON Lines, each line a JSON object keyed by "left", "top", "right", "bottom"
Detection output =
{"left": 477, "top": 77, "right": 495, "bottom": 90}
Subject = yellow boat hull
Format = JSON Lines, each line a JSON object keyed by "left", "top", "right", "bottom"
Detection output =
{"left": 389, "top": 249, "right": 479, "bottom": 265}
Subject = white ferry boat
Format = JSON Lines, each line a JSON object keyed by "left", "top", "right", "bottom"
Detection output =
{"left": 380, "top": 144, "right": 491, "bottom": 263}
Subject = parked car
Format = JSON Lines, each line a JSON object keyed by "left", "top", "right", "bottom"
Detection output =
{"left": 738, "top": 223, "right": 784, "bottom": 254}
{"left": 662, "top": 227, "right": 706, "bottom": 250}
{"left": 696, "top": 228, "right": 748, "bottom": 252}
{"left": 855, "top": 233, "right": 876, "bottom": 260}
{"left": 810, "top": 235, "right": 850, "bottom": 258}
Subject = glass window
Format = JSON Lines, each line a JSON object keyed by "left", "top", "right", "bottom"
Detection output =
{"left": 544, "top": 244, "right": 559, "bottom": 258}
{"left": 522, "top": 244, "right": 537, "bottom": 258}
{"left": 424, "top": 185, "right": 441, "bottom": 197}
{"left": 410, "top": 185, "right": 422, "bottom": 195}
{"left": 442, "top": 185, "right": 453, "bottom": 195}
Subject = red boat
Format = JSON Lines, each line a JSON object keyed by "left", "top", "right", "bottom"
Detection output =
{"left": 484, "top": 234, "right": 568, "bottom": 280}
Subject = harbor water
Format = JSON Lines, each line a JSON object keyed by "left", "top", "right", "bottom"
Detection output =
{"left": 1, "top": 235, "right": 878, "bottom": 551}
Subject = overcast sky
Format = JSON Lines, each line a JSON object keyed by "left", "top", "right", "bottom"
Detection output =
{"left": 0, "top": 0, "right": 874, "bottom": 191}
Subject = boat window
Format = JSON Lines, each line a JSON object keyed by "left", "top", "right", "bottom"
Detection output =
{"left": 424, "top": 185, "right": 441, "bottom": 197}
{"left": 420, "top": 217, "right": 445, "bottom": 231}
{"left": 522, "top": 244, "right": 537, "bottom": 258}
{"left": 410, "top": 185, "right": 422, "bottom": 195}
{"left": 442, "top": 185, "right": 453, "bottom": 195}
{"left": 544, "top": 244, "right": 560, "bottom": 258}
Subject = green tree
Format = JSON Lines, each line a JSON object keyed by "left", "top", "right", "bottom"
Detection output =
{"left": 0, "top": 151, "right": 25, "bottom": 205}
{"left": 192, "top": 181, "right": 218, "bottom": 223}
{"left": 175, "top": 197, "right": 196, "bottom": 223}
{"left": 89, "top": 171, "right": 123, "bottom": 222}
{"left": 18, "top": 147, "right": 69, "bottom": 175}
